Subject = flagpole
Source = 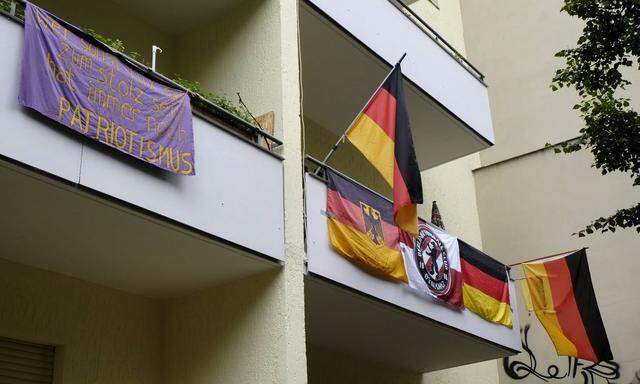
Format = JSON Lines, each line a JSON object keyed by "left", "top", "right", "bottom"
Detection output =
{"left": 314, "top": 53, "right": 408, "bottom": 175}
{"left": 507, "top": 247, "right": 588, "bottom": 268}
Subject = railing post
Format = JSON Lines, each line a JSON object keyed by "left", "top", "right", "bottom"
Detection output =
{"left": 10, "top": 0, "right": 17, "bottom": 16}
{"left": 151, "top": 45, "right": 162, "bottom": 72}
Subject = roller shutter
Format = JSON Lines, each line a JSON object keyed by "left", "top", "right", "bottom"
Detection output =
{"left": 0, "top": 337, "right": 55, "bottom": 384}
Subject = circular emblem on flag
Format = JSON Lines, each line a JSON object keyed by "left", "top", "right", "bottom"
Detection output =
{"left": 414, "top": 223, "right": 451, "bottom": 295}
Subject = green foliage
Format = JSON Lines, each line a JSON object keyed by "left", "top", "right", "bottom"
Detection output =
{"left": 170, "top": 74, "right": 254, "bottom": 123}
{"left": 553, "top": 1, "right": 640, "bottom": 96}
{"left": 82, "top": 30, "right": 252, "bottom": 123}
{"left": 552, "top": 0, "right": 640, "bottom": 236}
{"left": 83, "top": 28, "right": 149, "bottom": 67}
{"left": 84, "top": 28, "right": 126, "bottom": 53}
{"left": 0, "top": 0, "right": 24, "bottom": 20}
{"left": 0, "top": 0, "right": 10, "bottom": 13}
{"left": 126, "top": 51, "right": 146, "bottom": 65}
{"left": 1, "top": 3, "right": 256, "bottom": 133}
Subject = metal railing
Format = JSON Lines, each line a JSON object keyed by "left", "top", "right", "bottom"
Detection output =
{"left": 304, "top": 155, "right": 510, "bottom": 271}
{"left": 0, "top": 0, "right": 283, "bottom": 148}
{"left": 388, "top": 0, "right": 486, "bottom": 85}
{"left": 304, "top": 155, "right": 394, "bottom": 203}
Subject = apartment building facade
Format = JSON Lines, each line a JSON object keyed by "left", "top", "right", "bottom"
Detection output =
{"left": 5, "top": 0, "right": 633, "bottom": 383}
{"left": 0, "top": 0, "right": 514, "bottom": 382}
{"left": 427, "top": 1, "right": 640, "bottom": 384}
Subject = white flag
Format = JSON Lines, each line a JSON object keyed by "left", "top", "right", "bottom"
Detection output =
{"left": 400, "top": 222, "right": 463, "bottom": 308}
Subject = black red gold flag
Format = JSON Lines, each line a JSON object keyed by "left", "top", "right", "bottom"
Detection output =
{"left": 325, "top": 169, "right": 407, "bottom": 283}
{"left": 459, "top": 241, "right": 513, "bottom": 328}
{"left": 523, "top": 249, "right": 612, "bottom": 363}
{"left": 346, "top": 64, "right": 423, "bottom": 235}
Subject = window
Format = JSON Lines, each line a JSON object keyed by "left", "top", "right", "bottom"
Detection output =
{"left": 0, "top": 337, "right": 56, "bottom": 384}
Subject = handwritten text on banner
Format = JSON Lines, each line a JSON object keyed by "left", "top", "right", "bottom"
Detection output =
{"left": 19, "top": 3, "right": 195, "bottom": 175}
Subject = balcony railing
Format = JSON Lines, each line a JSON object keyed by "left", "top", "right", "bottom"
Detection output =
{"left": 300, "top": 0, "right": 495, "bottom": 173}
{"left": 388, "top": 0, "right": 486, "bottom": 84}
{"left": 303, "top": 156, "right": 520, "bottom": 372}
{"left": 0, "top": 7, "right": 285, "bottom": 296}
{"left": 0, "top": 0, "right": 282, "bottom": 150}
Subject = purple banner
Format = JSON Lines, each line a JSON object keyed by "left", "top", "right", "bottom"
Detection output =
{"left": 19, "top": 3, "right": 195, "bottom": 175}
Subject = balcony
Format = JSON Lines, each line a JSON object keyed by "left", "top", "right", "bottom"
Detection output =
{"left": 0, "top": 12, "right": 284, "bottom": 297}
{"left": 304, "top": 172, "right": 520, "bottom": 372}
{"left": 299, "top": 0, "right": 515, "bottom": 372}
{"left": 300, "top": 0, "right": 494, "bottom": 172}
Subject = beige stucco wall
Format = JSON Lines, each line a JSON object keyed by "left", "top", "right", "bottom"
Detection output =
{"left": 167, "top": 1, "right": 308, "bottom": 382}
{"left": 304, "top": 117, "right": 391, "bottom": 197}
{"left": 169, "top": 1, "right": 308, "bottom": 383}
{"left": 424, "top": 360, "right": 500, "bottom": 384}
{"left": 277, "top": 0, "right": 308, "bottom": 382}
{"left": 172, "top": 0, "right": 283, "bottom": 133}
{"left": 307, "top": 345, "right": 422, "bottom": 384}
{"left": 416, "top": 0, "right": 498, "bottom": 382}
{"left": 460, "top": 0, "right": 640, "bottom": 166}
{"left": 460, "top": 0, "right": 580, "bottom": 166}
{"left": 404, "top": 0, "right": 484, "bottom": 248}
{"left": 407, "top": 0, "right": 466, "bottom": 53}
{"left": 0, "top": 258, "right": 163, "bottom": 384}
{"left": 420, "top": 154, "right": 483, "bottom": 247}
{"left": 32, "top": 0, "right": 175, "bottom": 73}
{"left": 460, "top": 0, "right": 640, "bottom": 383}
{"left": 0, "top": 261, "right": 302, "bottom": 384}
{"left": 163, "top": 271, "right": 286, "bottom": 384}
{"left": 474, "top": 149, "right": 640, "bottom": 383}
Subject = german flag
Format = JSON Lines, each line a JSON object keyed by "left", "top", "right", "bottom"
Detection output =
{"left": 346, "top": 64, "right": 423, "bottom": 235}
{"left": 523, "top": 249, "right": 612, "bottom": 363}
{"left": 459, "top": 241, "right": 513, "bottom": 328}
{"left": 326, "top": 169, "right": 407, "bottom": 283}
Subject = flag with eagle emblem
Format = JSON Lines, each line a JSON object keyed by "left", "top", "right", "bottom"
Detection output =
{"left": 325, "top": 168, "right": 407, "bottom": 283}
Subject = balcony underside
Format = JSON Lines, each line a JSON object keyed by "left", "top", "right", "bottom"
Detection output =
{"left": 306, "top": 275, "right": 517, "bottom": 373}
{"left": 300, "top": 1, "right": 494, "bottom": 170}
{"left": 110, "top": 0, "right": 242, "bottom": 34}
{"left": 0, "top": 159, "right": 279, "bottom": 298}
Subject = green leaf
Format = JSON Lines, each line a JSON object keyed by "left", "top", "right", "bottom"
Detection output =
{"left": 549, "top": 0, "right": 640, "bottom": 237}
